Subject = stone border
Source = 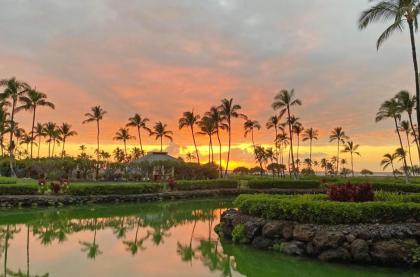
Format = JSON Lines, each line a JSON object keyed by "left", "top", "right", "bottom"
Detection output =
{"left": 216, "top": 209, "right": 420, "bottom": 267}
{"left": 0, "top": 188, "right": 325, "bottom": 207}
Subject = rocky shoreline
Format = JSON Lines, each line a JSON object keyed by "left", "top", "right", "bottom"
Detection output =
{"left": 0, "top": 188, "right": 325, "bottom": 207}
{"left": 216, "top": 209, "right": 420, "bottom": 267}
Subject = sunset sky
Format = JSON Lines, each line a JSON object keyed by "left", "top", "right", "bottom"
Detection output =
{"left": 0, "top": 0, "right": 417, "bottom": 171}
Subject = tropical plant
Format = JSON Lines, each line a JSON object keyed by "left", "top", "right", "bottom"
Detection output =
{"left": 44, "top": 122, "right": 59, "bottom": 158}
{"left": 380, "top": 153, "right": 398, "bottom": 178}
{"left": 359, "top": 1, "right": 420, "bottom": 144}
{"left": 400, "top": 120, "right": 415, "bottom": 169}
{"left": 244, "top": 119, "right": 261, "bottom": 151}
{"left": 58, "top": 123, "right": 77, "bottom": 158}
{"left": 329, "top": 127, "right": 349, "bottom": 174}
{"left": 205, "top": 106, "right": 227, "bottom": 177}
{"left": 341, "top": 140, "right": 361, "bottom": 177}
{"left": 113, "top": 127, "right": 134, "bottom": 156}
{"left": 126, "top": 113, "right": 150, "bottom": 157}
{"left": 197, "top": 116, "right": 216, "bottom": 164}
{"left": 150, "top": 121, "right": 173, "bottom": 152}
{"left": 266, "top": 115, "right": 284, "bottom": 164}
{"left": 272, "top": 89, "right": 302, "bottom": 177}
{"left": 179, "top": 110, "right": 201, "bottom": 165}
{"left": 33, "top": 123, "right": 46, "bottom": 158}
{"left": 302, "top": 127, "right": 319, "bottom": 167}
{"left": 291, "top": 117, "right": 303, "bottom": 170}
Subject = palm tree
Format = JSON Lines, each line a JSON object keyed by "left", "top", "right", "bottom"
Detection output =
{"left": 150, "top": 122, "right": 173, "bottom": 152}
{"left": 44, "top": 122, "right": 58, "bottom": 158}
{"left": 219, "top": 98, "right": 244, "bottom": 176}
{"left": 113, "top": 127, "right": 134, "bottom": 156}
{"left": 266, "top": 115, "right": 284, "bottom": 164}
{"left": 376, "top": 98, "right": 410, "bottom": 182}
{"left": 272, "top": 89, "right": 302, "bottom": 177}
{"left": 126, "top": 113, "right": 150, "bottom": 157}
{"left": 341, "top": 141, "right": 361, "bottom": 177}
{"left": 329, "top": 127, "right": 349, "bottom": 175}
{"left": 395, "top": 90, "right": 420, "bottom": 160}
{"left": 206, "top": 106, "right": 227, "bottom": 177}
{"left": 33, "top": 123, "right": 46, "bottom": 158}
{"left": 302, "top": 128, "right": 319, "bottom": 167}
{"left": 198, "top": 116, "right": 216, "bottom": 164}
{"left": 0, "top": 102, "right": 9, "bottom": 157}
{"left": 291, "top": 117, "right": 303, "bottom": 170}
{"left": 359, "top": 1, "right": 420, "bottom": 142}
{"left": 59, "top": 123, "right": 77, "bottom": 158}
{"left": 400, "top": 120, "right": 415, "bottom": 170}
{"left": 179, "top": 110, "right": 201, "bottom": 165}
{"left": 0, "top": 77, "right": 30, "bottom": 176}
{"left": 275, "top": 132, "right": 289, "bottom": 167}
{"left": 244, "top": 119, "right": 261, "bottom": 151}
{"left": 381, "top": 153, "right": 398, "bottom": 178}
{"left": 83, "top": 106, "right": 106, "bottom": 179}
{"left": 17, "top": 88, "right": 54, "bottom": 159}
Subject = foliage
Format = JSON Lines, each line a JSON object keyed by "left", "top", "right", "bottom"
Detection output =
{"left": 232, "top": 224, "right": 246, "bottom": 244}
{"left": 247, "top": 179, "right": 320, "bottom": 189}
{"left": 327, "top": 183, "right": 374, "bottom": 202}
{"left": 174, "top": 179, "right": 238, "bottom": 191}
{"left": 360, "top": 169, "right": 373, "bottom": 176}
{"left": 232, "top": 166, "right": 250, "bottom": 175}
{"left": 68, "top": 182, "right": 163, "bottom": 195}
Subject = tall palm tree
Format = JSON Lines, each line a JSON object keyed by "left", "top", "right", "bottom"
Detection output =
{"left": 0, "top": 105, "right": 9, "bottom": 157}
{"left": 83, "top": 106, "right": 106, "bottom": 179}
{"left": 400, "top": 120, "right": 415, "bottom": 170}
{"left": 329, "top": 127, "right": 349, "bottom": 175}
{"left": 376, "top": 98, "right": 410, "bottom": 182}
{"left": 150, "top": 122, "right": 173, "bottom": 152}
{"left": 275, "top": 132, "right": 289, "bottom": 166}
{"left": 44, "top": 122, "right": 58, "bottom": 158}
{"left": 179, "top": 110, "right": 201, "bottom": 165}
{"left": 219, "top": 98, "right": 244, "bottom": 177}
{"left": 0, "top": 77, "right": 30, "bottom": 176}
{"left": 291, "top": 117, "right": 303, "bottom": 170}
{"left": 126, "top": 113, "right": 150, "bottom": 157}
{"left": 381, "top": 153, "right": 398, "bottom": 178}
{"left": 272, "top": 89, "right": 302, "bottom": 177}
{"left": 59, "top": 123, "right": 77, "bottom": 158}
{"left": 302, "top": 127, "right": 319, "bottom": 167}
{"left": 198, "top": 116, "right": 216, "bottom": 164}
{"left": 113, "top": 127, "right": 134, "bottom": 156}
{"left": 244, "top": 119, "right": 261, "bottom": 151}
{"left": 359, "top": 1, "right": 420, "bottom": 142}
{"left": 206, "top": 106, "right": 227, "bottom": 176}
{"left": 342, "top": 141, "right": 361, "bottom": 177}
{"left": 395, "top": 90, "right": 420, "bottom": 160}
{"left": 33, "top": 123, "right": 46, "bottom": 158}
{"left": 17, "top": 88, "right": 54, "bottom": 159}
{"left": 266, "top": 114, "right": 285, "bottom": 164}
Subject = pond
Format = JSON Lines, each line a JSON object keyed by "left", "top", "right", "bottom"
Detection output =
{"left": 0, "top": 199, "right": 418, "bottom": 277}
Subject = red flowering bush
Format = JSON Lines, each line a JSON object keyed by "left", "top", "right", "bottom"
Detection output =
{"left": 327, "top": 183, "right": 374, "bottom": 202}
{"left": 168, "top": 178, "right": 176, "bottom": 191}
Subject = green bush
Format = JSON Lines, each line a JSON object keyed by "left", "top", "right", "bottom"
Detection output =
{"left": 0, "top": 177, "right": 18, "bottom": 184}
{"left": 175, "top": 179, "right": 238, "bottom": 191}
{"left": 234, "top": 194, "right": 420, "bottom": 224}
{"left": 247, "top": 179, "right": 320, "bottom": 189}
{"left": 324, "top": 182, "right": 420, "bottom": 193}
{"left": 232, "top": 224, "right": 246, "bottom": 243}
{"left": 68, "top": 182, "right": 163, "bottom": 195}
{"left": 0, "top": 183, "right": 38, "bottom": 195}
{"left": 375, "top": 191, "right": 420, "bottom": 203}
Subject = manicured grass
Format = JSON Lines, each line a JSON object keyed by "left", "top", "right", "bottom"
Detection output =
{"left": 234, "top": 193, "right": 420, "bottom": 224}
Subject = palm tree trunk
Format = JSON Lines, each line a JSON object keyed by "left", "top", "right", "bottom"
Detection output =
{"left": 309, "top": 138, "right": 313, "bottom": 169}
{"left": 62, "top": 138, "right": 66, "bottom": 158}
{"left": 190, "top": 125, "right": 200, "bottom": 165}
{"left": 30, "top": 106, "right": 36, "bottom": 159}
{"left": 9, "top": 100, "right": 16, "bottom": 176}
{"left": 210, "top": 135, "right": 214, "bottom": 164}
{"left": 336, "top": 141, "right": 340, "bottom": 175}
{"left": 38, "top": 136, "right": 41, "bottom": 158}
{"left": 406, "top": 132, "right": 414, "bottom": 172}
{"left": 408, "top": 22, "right": 420, "bottom": 159}
{"left": 251, "top": 129, "right": 255, "bottom": 149}
{"left": 52, "top": 140, "right": 55, "bottom": 157}
{"left": 394, "top": 117, "right": 410, "bottom": 183}
{"left": 351, "top": 152, "right": 354, "bottom": 177}
{"left": 224, "top": 119, "right": 231, "bottom": 177}
{"left": 287, "top": 107, "right": 296, "bottom": 178}
{"left": 274, "top": 126, "right": 279, "bottom": 164}
{"left": 124, "top": 140, "right": 127, "bottom": 157}
{"left": 391, "top": 162, "right": 396, "bottom": 178}
{"left": 296, "top": 134, "right": 300, "bottom": 172}
{"left": 160, "top": 136, "right": 163, "bottom": 152}
{"left": 137, "top": 126, "right": 144, "bottom": 156}
{"left": 96, "top": 120, "right": 100, "bottom": 180}
{"left": 216, "top": 129, "right": 222, "bottom": 177}
{"left": 408, "top": 113, "right": 420, "bottom": 163}
{"left": 208, "top": 136, "right": 211, "bottom": 164}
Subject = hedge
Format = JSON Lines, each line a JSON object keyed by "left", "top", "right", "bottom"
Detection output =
{"left": 234, "top": 194, "right": 420, "bottom": 224}
{"left": 247, "top": 179, "right": 320, "bottom": 189}
{"left": 68, "top": 182, "right": 163, "bottom": 195}
{"left": 175, "top": 179, "right": 238, "bottom": 191}
{"left": 0, "top": 183, "right": 38, "bottom": 195}
{"left": 0, "top": 177, "right": 18, "bottom": 184}
{"left": 324, "top": 182, "right": 420, "bottom": 193}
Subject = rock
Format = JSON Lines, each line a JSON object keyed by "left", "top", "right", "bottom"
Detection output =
{"left": 282, "top": 223, "right": 294, "bottom": 240}
{"left": 371, "top": 240, "right": 409, "bottom": 265}
{"left": 293, "top": 224, "right": 315, "bottom": 242}
{"left": 306, "top": 242, "right": 318, "bottom": 256}
{"left": 318, "top": 247, "right": 351, "bottom": 262}
{"left": 252, "top": 236, "right": 274, "bottom": 250}
{"left": 350, "top": 239, "right": 371, "bottom": 263}
{"left": 345, "top": 234, "right": 356, "bottom": 243}
{"left": 244, "top": 218, "right": 266, "bottom": 240}
{"left": 312, "top": 231, "right": 344, "bottom": 250}
{"left": 280, "top": 241, "right": 305, "bottom": 256}
{"left": 262, "top": 221, "right": 286, "bottom": 238}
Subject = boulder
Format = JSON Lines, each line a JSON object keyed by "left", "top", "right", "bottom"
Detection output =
{"left": 318, "top": 247, "right": 351, "bottom": 262}
{"left": 262, "top": 221, "right": 288, "bottom": 238}
{"left": 293, "top": 224, "right": 315, "bottom": 242}
{"left": 252, "top": 236, "right": 274, "bottom": 250}
{"left": 244, "top": 218, "right": 266, "bottom": 240}
{"left": 280, "top": 241, "right": 305, "bottom": 256}
{"left": 371, "top": 240, "right": 409, "bottom": 265}
{"left": 282, "top": 223, "right": 294, "bottom": 240}
{"left": 350, "top": 239, "right": 371, "bottom": 263}
{"left": 312, "top": 231, "right": 344, "bottom": 250}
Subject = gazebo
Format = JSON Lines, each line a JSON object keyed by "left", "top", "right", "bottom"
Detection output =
{"left": 132, "top": 152, "right": 179, "bottom": 181}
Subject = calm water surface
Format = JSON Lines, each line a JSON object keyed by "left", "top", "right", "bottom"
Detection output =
{"left": 0, "top": 199, "right": 418, "bottom": 277}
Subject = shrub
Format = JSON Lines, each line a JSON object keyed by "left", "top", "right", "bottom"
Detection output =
{"left": 324, "top": 182, "right": 420, "bottom": 193}
{"left": 375, "top": 191, "right": 420, "bottom": 203}
{"left": 360, "top": 169, "right": 374, "bottom": 176}
{"left": 0, "top": 183, "right": 39, "bottom": 195}
{"left": 232, "top": 224, "right": 246, "bottom": 243}
{"left": 234, "top": 194, "right": 420, "bottom": 224}
{"left": 0, "top": 177, "right": 18, "bottom": 184}
{"left": 327, "top": 183, "right": 374, "bottom": 202}
{"left": 175, "top": 179, "right": 238, "bottom": 191}
{"left": 247, "top": 179, "right": 320, "bottom": 189}
{"left": 68, "top": 182, "right": 163, "bottom": 195}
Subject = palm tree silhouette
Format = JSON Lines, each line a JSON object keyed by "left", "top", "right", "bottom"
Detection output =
{"left": 44, "top": 122, "right": 58, "bottom": 158}
{"left": 244, "top": 119, "right": 261, "bottom": 151}
{"left": 291, "top": 117, "right": 303, "bottom": 171}
{"left": 17, "top": 88, "right": 54, "bottom": 159}
{"left": 123, "top": 218, "right": 150, "bottom": 256}
{"left": 359, "top": 1, "right": 420, "bottom": 142}
{"left": 198, "top": 116, "right": 216, "bottom": 164}
{"left": 329, "top": 127, "right": 349, "bottom": 175}
{"left": 126, "top": 113, "right": 151, "bottom": 156}
{"left": 0, "top": 77, "right": 29, "bottom": 176}
{"left": 376, "top": 98, "right": 410, "bottom": 183}
{"left": 302, "top": 127, "right": 319, "bottom": 168}
{"left": 83, "top": 106, "right": 106, "bottom": 179}
{"left": 342, "top": 141, "right": 361, "bottom": 177}
{"left": 219, "top": 98, "right": 244, "bottom": 177}
{"left": 79, "top": 219, "right": 102, "bottom": 260}
{"left": 33, "top": 123, "right": 46, "bottom": 159}
{"left": 150, "top": 122, "right": 173, "bottom": 152}
{"left": 206, "top": 107, "right": 227, "bottom": 177}
{"left": 113, "top": 127, "right": 134, "bottom": 157}
{"left": 179, "top": 110, "right": 201, "bottom": 165}
{"left": 400, "top": 120, "right": 415, "bottom": 170}
{"left": 266, "top": 115, "right": 284, "bottom": 164}
{"left": 272, "top": 89, "right": 302, "bottom": 177}
{"left": 381, "top": 153, "right": 398, "bottom": 178}
{"left": 58, "top": 123, "right": 77, "bottom": 158}
{"left": 0, "top": 103, "right": 9, "bottom": 157}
